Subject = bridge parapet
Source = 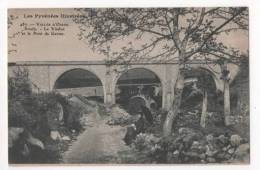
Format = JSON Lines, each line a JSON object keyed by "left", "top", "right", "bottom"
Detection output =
{"left": 8, "top": 60, "right": 241, "bottom": 110}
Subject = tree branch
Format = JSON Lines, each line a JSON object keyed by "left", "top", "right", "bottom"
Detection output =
{"left": 164, "top": 12, "right": 181, "bottom": 52}
{"left": 185, "top": 8, "right": 246, "bottom": 60}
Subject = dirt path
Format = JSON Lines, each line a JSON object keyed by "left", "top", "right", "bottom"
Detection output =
{"left": 62, "top": 113, "right": 130, "bottom": 164}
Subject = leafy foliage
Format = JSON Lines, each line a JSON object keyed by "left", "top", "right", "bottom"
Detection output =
{"left": 74, "top": 8, "right": 248, "bottom": 64}
{"left": 74, "top": 7, "right": 249, "bottom": 136}
{"left": 8, "top": 68, "right": 84, "bottom": 163}
{"left": 9, "top": 67, "right": 32, "bottom": 100}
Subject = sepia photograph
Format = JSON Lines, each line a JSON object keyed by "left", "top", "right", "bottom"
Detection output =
{"left": 7, "top": 7, "right": 249, "bottom": 164}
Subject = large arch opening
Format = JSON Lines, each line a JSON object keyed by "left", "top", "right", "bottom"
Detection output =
{"left": 169, "top": 66, "right": 232, "bottom": 131}
{"left": 181, "top": 67, "right": 219, "bottom": 112}
{"left": 54, "top": 68, "right": 104, "bottom": 103}
{"left": 115, "top": 68, "right": 162, "bottom": 114}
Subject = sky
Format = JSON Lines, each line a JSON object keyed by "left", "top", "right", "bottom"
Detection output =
{"left": 8, "top": 8, "right": 249, "bottom": 62}
{"left": 8, "top": 8, "right": 105, "bottom": 62}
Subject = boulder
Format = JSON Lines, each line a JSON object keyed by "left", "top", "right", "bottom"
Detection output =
{"left": 8, "top": 127, "right": 24, "bottom": 148}
{"left": 79, "top": 114, "right": 89, "bottom": 127}
{"left": 190, "top": 141, "right": 206, "bottom": 153}
{"left": 69, "top": 96, "right": 87, "bottom": 107}
{"left": 50, "top": 130, "right": 61, "bottom": 141}
{"left": 205, "top": 144, "right": 217, "bottom": 157}
{"left": 111, "top": 106, "right": 129, "bottom": 118}
{"left": 62, "top": 136, "right": 71, "bottom": 141}
{"left": 206, "top": 134, "right": 214, "bottom": 143}
{"left": 215, "top": 152, "right": 226, "bottom": 160}
{"left": 123, "top": 124, "right": 137, "bottom": 145}
{"left": 199, "top": 153, "right": 206, "bottom": 159}
{"left": 222, "top": 145, "right": 231, "bottom": 152}
{"left": 68, "top": 96, "right": 93, "bottom": 114}
{"left": 188, "top": 111, "right": 198, "bottom": 115}
{"left": 173, "top": 150, "right": 180, "bottom": 155}
{"left": 178, "top": 127, "right": 194, "bottom": 135}
{"left": 21, "top": 143, "right": 30, "bottom": 156}
{"left": 191, "top": 141, "right": 200, "bottom": 149}
{"left": 26, "top": 133, "right": 44, "bottom": 150}
{"left": 232, "top": 143, "right": 250, "bottom": 162}
{"left": 228, "top": 148, "right": 235, "bottom": 154}
{"left": 9, "top": 128, "right": 44, "bottom": 150}
{"left": 178, "top": 128, "right": 200, "bottom": 150}
{"left": 57, "top": 102, "right": 64, "bottom": 121}
{"left": 223, "top": 153, "right": 232, "bottom": 160}
{"left": 183, "top": 151, "right": 202, "bottom": 162}
{"left": 230, "top": 134, "right": 242, "bottom": 147}
{"left": 217, "top": 134, "right": 229, "bottom": 147}
{"left": 206, "top": 157, "right": 216, "bottom": 163}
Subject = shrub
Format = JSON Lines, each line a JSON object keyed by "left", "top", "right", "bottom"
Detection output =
{"left": 8, "top": 101, "right": 36, "bottom": 129}
{"left": 8, "top": 68, "right": 76, "bottom": 163}
{"left": 8, "top": 67, "right": 32, "bottom": 100}
{"left": 130, "top": 133, "right": 166, "bottom": 163}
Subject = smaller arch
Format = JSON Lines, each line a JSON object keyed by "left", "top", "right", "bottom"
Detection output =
{"left": 114, "top": 67, "right": 163, "bottom": 111}
{"left": 115, "top": 67, "right": 163, "bottom": 86}
{"left": 113, "top": 67, "right": 164, "bottom": 97}
{"left": 53, "top": 68, "right": 105, "bottom": 102}
{"left": 128, "top": 95, "right": 157, "bottom": 114}
{"left": 54, "top": 68, "right": 103, "bottom": 88}
{"left": 181, "top": 67, "right": 219, "bottom": 112}
{"left": 188, "top": 65, "right": 222, "bottom": 91}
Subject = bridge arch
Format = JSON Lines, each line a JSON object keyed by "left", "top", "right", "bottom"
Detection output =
{"left": 181, "top": 67, "right": 220, "bottom": 112}
{"left": 188, "top": 64, "right": 222, "bottom": 91}
{"left": 113, "top": 67, "right": 164, "bottom": 112}
{"left": 53, "top": 68, "right": 105, "bottom": 102}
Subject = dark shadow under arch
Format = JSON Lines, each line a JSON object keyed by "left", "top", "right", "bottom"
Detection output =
{"left": 115, "top": 68, "right": 162, "bottom": 112}
{"left": 54, "top": 68, "right": 104, "bottom": 102}
{"left": 181, "top": 67, "right": 218, "bottom": 112}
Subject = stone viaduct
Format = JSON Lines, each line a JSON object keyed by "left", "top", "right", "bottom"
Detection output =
{"left": 8, "top": 60, "right": 240, "bottom": 111}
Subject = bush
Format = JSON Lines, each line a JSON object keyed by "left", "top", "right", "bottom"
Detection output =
{"left": 9, "top": 67, "right": 32, "bottom": 100}
{"left": 130, "top": 133, "right": 166, "bottom": 163}
{"left": 64, "top": 100, "right": 84, "bottom": 132}
{"left": 10, "top": 92, "right": 69, "bottom": 140}
{"left": 8, "top": 101, "right": 36, "bottom": 129}
{"left": 8, "top": 68, "right": 77, "bottom": 163}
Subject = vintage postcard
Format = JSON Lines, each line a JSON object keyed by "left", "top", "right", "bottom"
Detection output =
{"left": 8, "top": 8, "right": 249, "bottom": 164}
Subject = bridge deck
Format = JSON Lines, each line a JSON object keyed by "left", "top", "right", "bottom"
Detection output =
{"left": 8, "top": 59, "right": 240, "bottom": 66}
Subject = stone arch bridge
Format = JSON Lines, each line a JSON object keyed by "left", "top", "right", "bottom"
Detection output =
{"left": 8, "top": 60, "right": 239, "bottom": 110}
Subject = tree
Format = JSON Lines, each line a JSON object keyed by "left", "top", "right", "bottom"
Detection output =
{"left": 74, "top": 7, "right": 248, "bottom": 136}
{"left": 195, "top": 70, "right": 213, "bottom": 128}
{"left": 8, "top": 67, "right": 32, "bottom": 100}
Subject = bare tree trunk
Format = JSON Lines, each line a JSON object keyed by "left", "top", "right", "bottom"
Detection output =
{"left": 220, "top": 61, "right": 231, "bottom": 126}
{"left": 163, "top": 70, "right": 184, "bottom": 136}
{"left": 200, "top": 90, "right": 208, "bottom": 128}
{"left": 224, "top": 80, "right": 231, "bottom": 126}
